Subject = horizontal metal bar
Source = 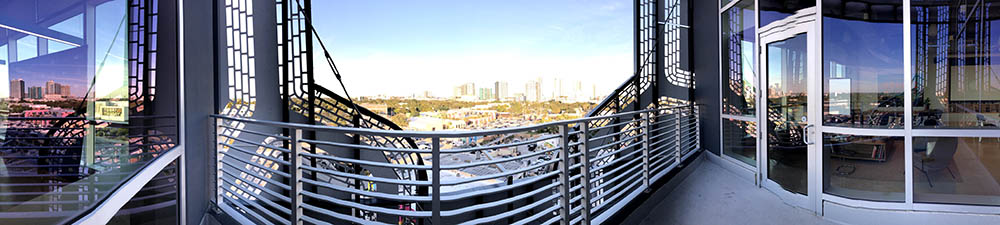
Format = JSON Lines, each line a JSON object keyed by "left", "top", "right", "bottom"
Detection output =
{"left": 220, "top": 167, "right": 292, "bottom": 202}
{"left": 221, "top": 187, "right": 291, "bottom": 225}
{"left": 219, "top": 177, "right": 292, "bottom": 215}
{"left": 299, "top": 138, "right": 424, "bottom": 153}
{"left": 457, "top": 194, "right": 560, "bottom": 225}
{"left": 300, "top": 152, "right": 430, "bottom": 170}
{"left": 589, "top": 139, "right": 643, "bottom": 162}
{"left": 220, "top": 134, "right": 291, "bottom": 153}
{"left": 514, "top": 204, "right": 560, "bottom": 225}
{"left": 211, "top": 105, "right": 696, "bottom": 138}
{"left": 441, "top": 157, "right": 558, "bottom": 186}
{"left": 591, "top": 172, "right": 644, "bottom": 206}
{"left": 220, "top": 153, "right": 292, "bottom": 178}
{"left": 589, "top": 126, "right": 643, "bottom": 141}
{"left": 219, "top": 163, "right": 291, "bottom": 192}
{"left": 589, "top": 133, "right": 642, "bottom": 153}
{"left": 441, "top": 134, "right": 560, "bottom": 153}
{"left": 221, "top": 142, "right": 292, "bottom": 166}
{"left": 220, "top": 124, "right": 291, "bottom": 140}
{"left": 441, "top": 181, "right": 559, "bottom": 217}
{"left": 300, "top": 165, "right": 431, "bottom": 186}
{"left": 301, "top": 191, "right": 431, "bottom": 217}
{"left": 300, "top": 203, "right": 390, "bottom": 225}
{"left": 300, "top": 178, "right": 431, "bottom": 202}
{"left": 590, "top": 154, "right": 644, "bottom": 184}
{"left": 440, "top": 146, "right": 559, "bottom": 170}
{"left": 440, "top": 170, "right": 559, "bottom": 201}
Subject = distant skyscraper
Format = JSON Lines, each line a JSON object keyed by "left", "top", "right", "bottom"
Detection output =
{"left": 526, "top": 79, "right": 541, "bottom": 102}
{"left": 494, "top": 81, "right": 508, "bottom": 101}
{"left": 46, "top": 80, "right": 57, "bottom": 95}
{"left": 10, "top": 79, "right": 24, "bottom": 100}
{"left": 453, "top": 83, "right": 477, "bottom": 99}
{"left": 572, "top": 80, "right": 583, "bottom": 102}
{"left": 27, "top": 86, "right": 43, "bottom": 99}
{"left": 60, "top": 86, "right": 71, "bottom": 96}
{"left": 478, "top": 87, "right": 493, "bottom": 101}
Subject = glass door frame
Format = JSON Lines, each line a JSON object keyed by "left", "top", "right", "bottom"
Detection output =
{"left": 756, "top": 7, "right": 821, "bottom": 212}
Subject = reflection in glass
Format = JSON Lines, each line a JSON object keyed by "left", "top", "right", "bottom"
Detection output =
{"left": 912, "top": 1, "right": 1000, "bottom": 129}
{"left": 722, "top": 1, "right": 756, "bottom": 116}
{"left": 723, "top": 118, "right": 757, "bottom": 167}
{"left": 822, "top": 0, "right": 904, "bottom": 129}
{"left": 760, "top": 0, "right": 815, "bottom": 28}
{"left": 823, "top": 134, "right": 904, "bottom": 202}
{"left": 16, "top": 36, "right": 38, "bottom": 62}
{"left": 914, "top": 137, "right": 1000, "bottom": 206}
{"left": 766, "top": 34, "right": 808, "bottom": 195}
{"left": 0, "top": 0, "right": 178, "bottom": 223}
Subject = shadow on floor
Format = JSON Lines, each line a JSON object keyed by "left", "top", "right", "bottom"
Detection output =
{"left": 639, "top": 157, "right": 836, "bottom": 225}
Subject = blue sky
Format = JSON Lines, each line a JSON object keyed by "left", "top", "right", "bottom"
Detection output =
{"left": 310, "top": 0, "right": 633, "bottom": 97}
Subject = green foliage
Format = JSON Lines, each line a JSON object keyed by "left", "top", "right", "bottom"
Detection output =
{"left": 390, "top": 113, "right": 409, "bottom": 127}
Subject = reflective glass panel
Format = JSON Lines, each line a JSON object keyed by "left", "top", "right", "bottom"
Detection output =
{"left": 722, "top": 1, "right": 757, "bottom": 116}
{"left": 761, "top": 0, "right": 815, "bottom": 28}
{"left": 16, "top": 36, "right": 37, "bottom": 62}
{"left": 766, "top": 33, "right": 808, "bottom": 195}
{"left": 914, "top": 137, "right": 1000, "bottom": 206}
{"left": 822, "top": 0, "right": 904, "bottom": 129}
{"left": 0, "top": 0, "right": 178, "bottom": 223}
{"left": 912, "top": 1, "right": 1000, "bottom": 129}
{"left": 723, "top": 118, "right": 757, "bottom": 167}
{"left": 823, "top": 134, "right": 904, "bottom": 202}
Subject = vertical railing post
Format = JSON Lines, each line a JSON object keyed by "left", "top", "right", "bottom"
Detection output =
{"left": 642, "top": 112, "right": 650, "bottom": 190}
{"left": 580, "top": 122, "right": 592, "bottom": 225}
{"left": 215, "top": 118, "right": 224, "bottom": 206}
{"left": 558, "top": 125, "right": 572, "bottom": 225}
{"left": 290, "top": 128, "right": 303, "bottom": 225}
{"left": 675, "top": 108, "right": 682, "bottom": 163}
{"left": 432, "top": 137, "right": 441, "bottom": 225}
{"left": 693, "top": 105, "right": 700, "bottom": 150}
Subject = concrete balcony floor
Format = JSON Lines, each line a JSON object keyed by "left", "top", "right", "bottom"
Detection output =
{"left": 638, "top": 157, "right": 835, "bottom": 225}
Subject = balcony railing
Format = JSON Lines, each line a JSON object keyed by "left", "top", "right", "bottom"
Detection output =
{"left": 212, "top": 104, "right": 700, "bottom": 225}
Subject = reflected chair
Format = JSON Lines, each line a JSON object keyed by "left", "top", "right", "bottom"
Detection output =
{"left": 913, "top": 137, "right": 959, "bottom": 188}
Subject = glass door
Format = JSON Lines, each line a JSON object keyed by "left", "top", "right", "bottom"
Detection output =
{"left": 758, "top": 11, "right": 819, "bottom": 210}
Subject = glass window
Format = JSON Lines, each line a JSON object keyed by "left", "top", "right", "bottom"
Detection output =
{"left": 723, "top": 118, "right": 757, "bottom": 167}
{"left": 0, "top": 0, "right": 178, "bottom": 223}
{"left": 722, "top": 0, "right": 756, "bottom": 116}
{"left": 912, "top": 1, "right": 1000, "bottom": 129}
{"left": 16, "top": 35, "right": 38, "bottom": 61}
{"left": 822, "top": 0, "right": 904, "bottom": 129}
{"left": 48, "top": 14, "right": 85, "bottom": 38}
{"left": 823, "top": 134, "right": 905, "bottom": 202}
{"left": 761, "top": 0, "right": 815, "bottom": 28}
{"left": 914, "top": 137, "right": 1000, "bottom": 205}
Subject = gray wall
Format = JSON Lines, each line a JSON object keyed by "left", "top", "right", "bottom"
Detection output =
{"left": 692, "top": 0, "right": 720, "bottom": 155}
{"left": 182, "top": 0, "right": 217, "bottom": 224}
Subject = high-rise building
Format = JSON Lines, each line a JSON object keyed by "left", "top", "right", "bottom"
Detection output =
{"left": 477, "top": 87, "right": 493, "bottom": 101}
{"left": 10, "top": 79, "right": 24, "bottom": 100}
{"left": 453, "top": 83, "right": 477, "bottom": 99}
{"left": 526, "top": 79, "right": 541, "bottom": 102}
{"left": 464, "top": 83, "right": 475, "bottom": 96}
{"left": 494, "top": 81, "right": 508, "bottom": 101}
{"left": 27, "top": 86, "right": 43, "bottom": 99}
{"left": 46, "top": 80, "right": 58, "bottom": 95}
{"left": 61, "top": 85, "right": 71, "bottom": 96}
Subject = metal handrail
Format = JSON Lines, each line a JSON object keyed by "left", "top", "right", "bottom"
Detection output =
{"left": 211, "top": 104, "right": 690, "bottom": 138}
{"left": 213, "top": 104, "right": 701, "bottom": 225}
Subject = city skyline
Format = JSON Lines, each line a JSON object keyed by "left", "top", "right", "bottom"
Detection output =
{"left": 445, "top": 77, "right": 600, "bottom": 102}
{"left": 309, "top": 0, "right": 632, "bottom": 98}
